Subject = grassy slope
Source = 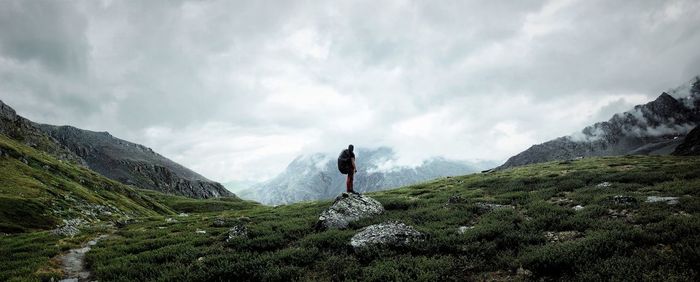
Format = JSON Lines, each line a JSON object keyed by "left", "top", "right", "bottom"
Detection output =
{"left": 77, "top": 155, "right": 700, "bottom": 281}
{"left": 0, "top": 133, "right": 262, "bottom": 282}
{"left": 0, "top": 133, "right": 178, "bottom": 281}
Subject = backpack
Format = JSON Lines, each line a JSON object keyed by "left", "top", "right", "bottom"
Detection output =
{"left": 337, "top": 149, "right": 352, "bottom": 174}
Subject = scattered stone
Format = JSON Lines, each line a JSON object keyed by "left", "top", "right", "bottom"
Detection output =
{"left": 607, "top": 209, "right": 635, "bottom": 222}
{"left": 544, "top": 231, "right": 582, "bottom": 243}
{"left": 227, "top": 225, "right": 248, "bottom": 241}
{"left": 165, "top": 218, "right": 177, "bottom": 223}
{"left": 457, "top": 226, "right": 474, "bottom": 234}
{"left": 197, "top": 257, "right": 205, "bottom": 262}
{"left": 447, "top": 194, "right": 465, "bottom": 204}
{"left": 52, "top": 219, "right": 85, "bottom": 237}
{"left": 573, "top": 205, "right": 585, "bottom": 211}
{"left": 597, "top": 182, "right": 612, "bottom": 188}
{"left": 195, "top": 229, "right": 206, "bottom": 234}
{"left": 475, "top": 202, "right": 515, "bottom": 213}
{"left": 212, "top": 218, "right": 226, "bottom": 227}
{"left": 350, "top": 221, "right": 424, "bottom": 250}
{"left": 157, "top": 227, "right": 166, "bottom": 230}
{"left": 609, "top": 195, "right": 638, "bottom": 206}
{"left": 646, "top": 196, "right": 679, "bottom": 205}
{"left": 58, "top": 234, "right": 108, "bottom": 281}
{"left": 516, "top": 266, "right": 533, "bottom": 277}
{"left": 316, "top": 192, "right": 384, "bottom": 230}
{"left": 178, "top": 213, "right": 189, "bottom": 217}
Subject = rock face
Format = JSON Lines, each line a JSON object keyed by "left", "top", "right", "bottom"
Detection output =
{"left": 497, "top": 77, "right": 700, "bottom": 170}
{"left": 36, "top": 124, "right": 232, "bottom": 199}
{"left": 240, "top": 147, "right": 496, "bottom": 205}
{"left": 0, "top": 100, "right": 85, "bottom": 165}
{"left": 672, "top": 126, "right": 700, "bottom": 155}
{"left": 350, "top": 221, "right": 424, "bottom": 250}
{"left": 316, "top": 193, "right": 384, "bottom": 230}
{"left": 0, "top": 100, "right": 231, "bottom": 199}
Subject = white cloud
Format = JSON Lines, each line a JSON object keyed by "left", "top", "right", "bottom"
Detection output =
{"left": 1, "top": 0, "right": 700, "bottom": 183}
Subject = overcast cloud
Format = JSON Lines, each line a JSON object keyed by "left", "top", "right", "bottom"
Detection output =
{"left": 1, "top": 0, "right": 700, "bottom": 183}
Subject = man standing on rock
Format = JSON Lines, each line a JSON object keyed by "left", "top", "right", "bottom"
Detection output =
{"left": 338, "top": 144, "right": 357, "bottom": 193}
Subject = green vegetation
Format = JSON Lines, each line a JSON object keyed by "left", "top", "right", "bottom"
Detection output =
{"left": 2, "top": 143, "right": 699, "bottom": 280}
{"left": 0, "top": 134, "right": 173, "bottom": 233}
{"left": 82, "top": 155, "right": 699, "bottom": 281}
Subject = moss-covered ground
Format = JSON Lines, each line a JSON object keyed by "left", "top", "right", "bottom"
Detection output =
{"left": 74, "top": 155, "right": 700, "bottom": 281}
{"left": 2, "top": 130, "right": 699, "bottom": 281}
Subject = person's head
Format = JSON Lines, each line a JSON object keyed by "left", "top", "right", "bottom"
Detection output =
{"left": 348, "top": 144, "right": 354, "bottom": 152}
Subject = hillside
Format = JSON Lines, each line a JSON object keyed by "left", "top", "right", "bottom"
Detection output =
{"left": 497, "top": 77, "right": 700, "bottom": 170}
{"left": 3, "top": 154, "right": 696, "bottom": 281}
{"left": 0, "top": 99, "right": 232, "bottom": 199}
{"left": 0, "top": 134, "right": 174, "bottom": 233}
{"left": 37, "top": 124, "right": 233, "bottom": 199}
{"left": 239, "top": 147, "right": 494, "bottom": 205}
{"left": 673, "top": 126, "right": 700, "bottom": 156}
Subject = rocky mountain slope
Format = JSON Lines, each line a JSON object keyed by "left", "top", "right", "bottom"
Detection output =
{"left": 0, "top": 99, "right": 232, "bottom": 199}
{"left": 37, "top": 124, "right": 232, "bottom": 199}
{"left": 673, "top": 126, "right": 700, "bottom": 156}
{"left": 239, "top": 147, "right": 495, "bottom": 205}
{"left": 0, "top": 100, "right": 85, "bottom": 165}
{"left": 497, "top": 77, "right": 700, "bottom": 170}
{"left": 0, "top": 133, "right": 173, "bottom": 233}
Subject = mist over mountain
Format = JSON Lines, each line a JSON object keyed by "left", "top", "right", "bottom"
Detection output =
{"left": 497, "top": 77, "right": 700, "bottom": 170}
{"left": 238, "top": 147, "right": 496, "bottom": 205}
{"left": 0, "top": 99, "right": 232, "bottom": 199}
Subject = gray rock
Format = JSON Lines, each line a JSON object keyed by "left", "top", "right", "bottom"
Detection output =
{"left": 350, "top": 221, "right": 424, "bottom": 250}
{"left": 212, "top": 218, "right": 226, "bottom": 227}
{"left": 544, "top": 231, "right": 582, "bottom": 243}
{"left": 475, "top": 202, "right": 515, "bottom": 213}
{"left": 227, "top": 225, "right": 248, "bottom": 241}
{"left": 52, "top": 219, "right": 84, "bottom": 237}
{"left": 610, "top": 195, "right": 638, "bottom": 206}
{"left": 316, "top": 193, "right": 384, "bottom": 230}
{"left": 646, "top": 196, "right": 679, "bottom": 205}
{"left": 457, "top": 226, "right": 474, "bottom": 234}
{"left": 195, "top": 229, "right": 206, "bottom": 234}
{"left": 597, "top": 182, "right": 612, "bottom": 188}
{"left": 573, "top": 205, "right": 585, "bottom": 211}
{"left": 165, "top": 218, "right": 177, "bottom": 223}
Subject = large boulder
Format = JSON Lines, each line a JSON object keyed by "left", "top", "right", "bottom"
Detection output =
{"left": 350, "top": 221, "right": 424, "bottom": 250}
{"left": 316, "top": 192, "right": 384, "bottom": 230}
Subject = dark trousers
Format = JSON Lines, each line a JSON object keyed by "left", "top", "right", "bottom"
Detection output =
{"left": 346, "top": 172, "right": 354, "bottom": 192}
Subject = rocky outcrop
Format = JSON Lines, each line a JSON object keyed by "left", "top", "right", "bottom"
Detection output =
{"left": 316, "top": 193, "right": 384, "bottom": 230}
{"left": 350, "top": 221, "right": 424, "bottom": 250}
{"left": 0, "top": 100, "right": 85, "bottom": 165}
{"left": 36, "top": 124, "right": 232, "bottom": 199}
{"left": 672, "top": 126, "right": 700, "bottom": 155}
{"left": 1, "top": 100, "right": 230, "bottom": 199}
{"left": 51, "top": 219, "right": 85, "bottom": 237}
{"left": 497, "top": 77, "right": 700, "bottom": 170}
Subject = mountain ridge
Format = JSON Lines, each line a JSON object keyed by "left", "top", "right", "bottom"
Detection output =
{"left": 239, "top": 147, "right": 496, "bottom": 205}
{"left": 0, "top": 99, "right": 232, "bottom": 199}
{"left": 496, "top": 77, "right": 700, "bottom": 170}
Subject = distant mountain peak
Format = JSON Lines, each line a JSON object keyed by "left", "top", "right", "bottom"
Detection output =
{"left": 497, "top": 76, "right": 700, "bottom": 170}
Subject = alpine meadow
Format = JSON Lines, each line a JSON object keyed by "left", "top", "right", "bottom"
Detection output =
{"left": 1, "top": 1, "right": 700, "bottom": 281}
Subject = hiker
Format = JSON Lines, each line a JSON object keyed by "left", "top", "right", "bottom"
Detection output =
{"left": 337, "top": 144, "right": 357, "bottom": 193}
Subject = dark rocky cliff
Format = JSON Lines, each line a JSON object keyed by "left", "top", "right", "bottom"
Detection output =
{"left": 497, "top": 77, "right": 700, "bottom": 170}
{"left": 0, "top": 99, "right": 231, "bottom": 199}
{"left": 37, "top": 124, "right": 233, "bottom": 199}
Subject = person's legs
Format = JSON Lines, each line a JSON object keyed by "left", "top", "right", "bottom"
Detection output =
{"left": 346, "top": 172, "right": 354, "bottom": 192}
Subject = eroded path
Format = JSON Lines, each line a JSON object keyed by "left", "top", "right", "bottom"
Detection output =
{"left": 58, "top": 235, "right": 108, "bottom": 282}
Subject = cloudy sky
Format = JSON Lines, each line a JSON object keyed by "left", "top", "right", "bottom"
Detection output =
{"left": 1, "top": 0, "right": 700, "bottom": 184}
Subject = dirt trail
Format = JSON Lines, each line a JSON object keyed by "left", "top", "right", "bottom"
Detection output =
{"left": 58, "top": 234, "right": 108, "bottom": 282}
